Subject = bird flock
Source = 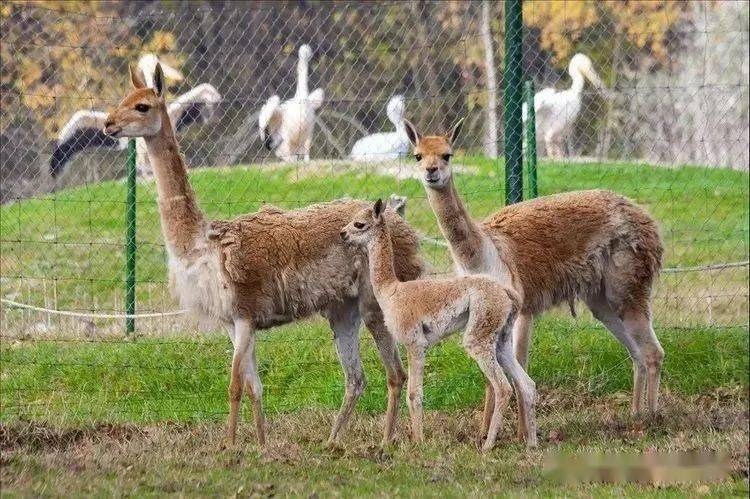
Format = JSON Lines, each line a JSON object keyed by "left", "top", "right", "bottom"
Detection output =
{"left": 50, "top": 46, "right": 607, "bottom": 178}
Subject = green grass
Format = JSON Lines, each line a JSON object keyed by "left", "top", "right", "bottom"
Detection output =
{"left": 1, "top": 158, "right": 748, "bottom": 495}
{"left": 2, "top": 316, "right": 747, "bottom": 424}
{"left": 1, "top": 316, "right": 748, "bottom": 496}
{"left": 1, "top": 158, "right": 747, "bottom": 324}
{"left": 2, "top": 397, "right": 748, "bottom": 497}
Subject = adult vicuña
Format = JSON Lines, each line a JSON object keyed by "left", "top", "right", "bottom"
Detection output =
{"left": 103, "top": 62, "right": 424, "bottom": 447}
{"left": 403, "top": 118, "right": 664, "bottom": 442}
{"left": 341, "top": 199, "right": 537, "bottom": 450}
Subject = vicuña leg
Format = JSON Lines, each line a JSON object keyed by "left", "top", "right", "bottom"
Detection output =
{"left": 586, "top": 295, "right": 647, "bottom": 414}
{"left": 466, "top": 337, "right": 513, "bottom": 451}
{"left": 513, "top": 312, "right": 533, "bottom": 369}
{"left": 481, "top": 383, "right": 495, "bottom": 441}
{"left": 326, "top": 300, "right": 365, "bottom": 445}
{"left": 405, "top": 343, "right": 426, "bottom": 443}
{"left": 496, "top": 324, "right": 538, "bottom": 448}
{"left": 511, "top": 312, "right": 534, "bottom": 440}
{"left": 623, "top": 308, "right": 664, "bottom": 412}
{"left": 238, "top": 320, "right": 265, "bottom": 446}
{"left": 227, "top": 318, "right": 263, "bottom": 446}
{"left": 488, "top": 312, "right": 532, "bottom": 442}
{"left": 361, "top": 300, "right": 407, "bottom": 445}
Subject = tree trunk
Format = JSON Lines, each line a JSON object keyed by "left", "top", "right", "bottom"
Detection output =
{"left": 481, "top": 0, "right": 498, "bottom": 158}
{"left": 410, "top": 1, "right": 445, "bottom": 130}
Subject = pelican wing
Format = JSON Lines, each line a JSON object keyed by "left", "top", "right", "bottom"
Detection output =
{"left": 308, "top": 88, "right": 324, "bottom": 111}
{"left": 167, "top": 83, "right": 222, "bottom": 132}
{"left": 50, "top": 111, "right": 124, "bottom": 177}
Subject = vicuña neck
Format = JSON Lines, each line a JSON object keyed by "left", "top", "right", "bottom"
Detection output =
{"left": 367, "top": 222, "right": 398, "bottom": 291}
{"left": 143, "top": 106, "right": 205, "bottom": 257}
{"left": 426, "top": 178, "right": 488, "bottom": 272}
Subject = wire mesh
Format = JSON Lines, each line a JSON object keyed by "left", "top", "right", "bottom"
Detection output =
{"left": 1, "top": 1, "right": 748, "bottom": 424}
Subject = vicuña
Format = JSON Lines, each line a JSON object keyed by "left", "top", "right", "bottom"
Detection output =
{"left": 403, "top": 118, "right": 664, "bottom": 443}
{"left": 103, "top": 62, "right": 424, "bottom": 447}
{"left": 341, "top": 199, "right": 537, "bottom": 451}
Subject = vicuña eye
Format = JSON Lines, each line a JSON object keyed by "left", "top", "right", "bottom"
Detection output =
{"left": 442, "top": 153, "right": 452, "bottom": 162}
{"left": 353, "top": 222, "right": 365, "bottom": 229}
{"left": 414, "top": 154, "right": 422, "bottom": 161}
{"left": 135, "top": 104, "right": 150, "bottom": 113}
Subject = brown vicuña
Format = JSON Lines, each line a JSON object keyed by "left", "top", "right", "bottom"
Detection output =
{"left": 341, "top": 199, "right": 537, "bottom": 451}
{"left": 403, "top": 118, "right": 664, "bottom": 442}
{"left": 103, "top": 63, "right": 424, "bottom": 447}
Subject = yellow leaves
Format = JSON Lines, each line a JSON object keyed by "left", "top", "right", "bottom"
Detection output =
{"left": 19, "top": 59, "right": 43, "bottom": 88}
{"left": 609, "top": 1, "right": 690, "bottom": 63}
{"left": 524, "top": 0, "right": 691, "bottom": 66}
{"left": 143, "top": 31, "right": 178, "bottom": 52}
{"left": 524, "top": 0, "right": 599, "bottom": 65}
{"left": 5, "top": 2, "right": 184, "bottom": 139}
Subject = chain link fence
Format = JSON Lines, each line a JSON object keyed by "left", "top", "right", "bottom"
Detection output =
{"left": 1, "top": 1, "right": 748, "bottom": 423}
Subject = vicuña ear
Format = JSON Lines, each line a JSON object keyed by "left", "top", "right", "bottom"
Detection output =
{"left": 403, "top": 119, "right": 421, "bottom": 147}
{"left": 130, "top": 64, "right": 147, "bottom": 89}
{"left": 153, "top": 63, "right": 164, "bottom": 97}
{"left": 372, "top": 198, "right": 384, "bottom": 219}
{"left": 447, "top": 117, "right": 465, "bottom": 144}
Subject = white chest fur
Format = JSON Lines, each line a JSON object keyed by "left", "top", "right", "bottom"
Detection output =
{"left": 167, "top": 241, "right": 236, "bottom": 322}
{"left": 454, "top": 235, "right": 513, "bottom": 285}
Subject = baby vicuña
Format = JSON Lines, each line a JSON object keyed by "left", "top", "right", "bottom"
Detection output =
{"left": 341, "top": 199, "right": 537, "bottom": 451}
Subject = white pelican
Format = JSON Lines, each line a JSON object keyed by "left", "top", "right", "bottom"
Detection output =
{"left": 350, "top": 95, "right": 410, "bottom": 161}
{"left": 50, "top": 55, "right": 221, "bottom": 177}
{"left": 523, "top": 53, "right": 608, "bottom": 158}
{"left": 259, "top": 44, "right": 324, "bottom": 162}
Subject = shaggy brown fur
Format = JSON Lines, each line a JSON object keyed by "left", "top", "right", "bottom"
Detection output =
{"left": 341, "top": 200, "right": 537, "bottom": 451}
{"left": 211, "top": 200, "right": 422, "bottom": 327}
{"left": 403, "top": 118, "right": 665, "bottom": 440}
{"left": 484, "top": 190, "right": 663, "bottom": 316}
{"left": 104, "top": 63, "right": 423, "bottom": 448}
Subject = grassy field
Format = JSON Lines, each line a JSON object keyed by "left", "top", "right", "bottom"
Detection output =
{"left": 1, "top": 317, "right": 748, "bottom": 496}
{"left": 1, "top": 158, "right": 748, "bottom": 495}
{"left": 2, "top": 317, "right": 748, "bottom": 422}
{"left": 2, "top": 393, "right": 747, "bottom": 496}
{"left": 1, "top": 157, "right": 748, "bottom": 325}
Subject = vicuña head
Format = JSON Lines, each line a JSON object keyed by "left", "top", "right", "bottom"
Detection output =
{"left": 340, "top": 198, "right": 386, "bottom": 246}
{"left": 104, "top": 63, "right": 168, "bottom": 139}
{"left": 403, "top": 118, "right": 464, "bottom": 189}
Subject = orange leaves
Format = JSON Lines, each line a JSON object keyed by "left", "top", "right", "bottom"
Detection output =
{"left": 4, "top": 2, "right": 184, "bottom": 139}
{"left": 523, "top": 0, "right": 599, "bottom": 65}
{"left": 524, "top": 0, "right": 692, "bottom": 66}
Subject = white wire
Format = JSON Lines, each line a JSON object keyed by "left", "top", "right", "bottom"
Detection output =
{"left": 0, "top": 299, "right": 186, "bottom": 319}
{"left": 660, "top": 260, "right": 748, "bottom": 273}
{"left": 2, "top": 260, "right": 747, "bottom": 320}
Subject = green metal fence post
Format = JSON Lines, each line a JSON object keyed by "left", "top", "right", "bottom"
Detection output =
{"left": 125, "top": 139, "right": 137, "bottom": 334}
{"left": 504, "top": 0, "right": 523, "bottom": 205}
{"left": 524, "top": 80, "right": 538, "bottom": 198}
